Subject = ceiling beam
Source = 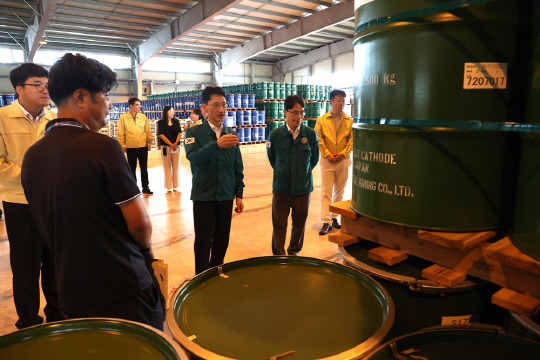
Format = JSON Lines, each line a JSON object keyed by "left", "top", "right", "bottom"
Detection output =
{"left": 210, "top": 18, "right": 274, "bottom": 32}
{"left": 250, "top": 0, "right": 316, "bottom": 13}
{"left": 65, "top": 0, "right": 188, "bottom": 18}
{"left": 219, "top": 0, "right": 353, "bottom": 68}
{"left": 136, "top": 0, "right": 243, "bottom": 65}
{"left": 25, "top": 0, "right": 57, "bottom": 62}
{"left": 55, "top": 7, "right": 163, "bottom": 25}
{"left": 273, "top": 37, "right": 352, "bottom": 75}
{"left": 51, "top": 13, "right": 162, "bottom": 32}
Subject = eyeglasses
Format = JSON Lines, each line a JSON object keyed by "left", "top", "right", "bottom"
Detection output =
{"left": 22, "top": 83, "right": 48, "bottom": 92}
{"left": 209, "top": 103, "right": 228, "bottom": 109}
{"left": 287, "top": 110, "right": 305, "bottom": 116}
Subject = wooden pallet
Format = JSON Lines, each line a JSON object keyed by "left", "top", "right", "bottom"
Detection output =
{"left": 329, "top": 200, "right": 540, "bottom": 298}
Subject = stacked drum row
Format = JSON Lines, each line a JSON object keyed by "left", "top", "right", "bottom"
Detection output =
{"left": 0, "top": 94, "right": 16, "bottom": 107}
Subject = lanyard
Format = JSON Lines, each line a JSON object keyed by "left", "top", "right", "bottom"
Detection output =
{"left": 45, "top": 120, "right": 85, "bottom": 134}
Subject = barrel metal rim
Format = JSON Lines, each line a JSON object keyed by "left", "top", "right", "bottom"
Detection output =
{"left": 354, "top": 118, "right": 540, "bottom": 133}
{"left": 0, "top": 317, "right": 184, "bottom": 359}
{"left": 166, "top": 255, "right": 395, "bottom": 360}
{"left": 355, "top": 0, "right": 498, "bottom": 36}
{"left": 509, "top": 310, "right": 540, "bottom": 338}
{"left": 363, "top": 325, "right": 540, "bottom": 359}
{"left": 338, "top": 245, "right": 478, "bottom": 294}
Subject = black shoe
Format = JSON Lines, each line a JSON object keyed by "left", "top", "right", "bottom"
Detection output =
{"left": 319, "top": 223, "right": 332, "bottom": 235}
{"left": 142, "top": 187, "right": 153, "bottom": 195}
{"left": 331, "top": 218, "right": 341, "bottom": 229}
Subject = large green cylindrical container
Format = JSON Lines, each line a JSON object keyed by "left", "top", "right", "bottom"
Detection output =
{"left": 510, "top": 132, "right": 540, "bottom": 260}
{"left": 365, "top": 328, "right": 540, "bottom": 360}
{"left": 167, "top": 256, "right": 393, "bottom": 360}
{"left": 354, "top": 0, "right": 537, "bottom": 123}
{"left": 279, "top": 83, "right": 286, "bottom": 99}
{"left": 0, "top": 319, "right": 183, "bottom": 360}
{"left": 351, "top": 123, "right": 513, "bottom": 231}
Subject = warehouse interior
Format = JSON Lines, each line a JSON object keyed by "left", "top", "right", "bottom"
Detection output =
{"left": 0, "top": 0, "right": 539, "bottom": 358}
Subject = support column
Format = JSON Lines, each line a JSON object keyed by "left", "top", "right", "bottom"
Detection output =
{"left": 130, "top": 55, "right": 143, "bottom": 99}
{"left": 212, "top": 54, "right": 223, "bottom": 86}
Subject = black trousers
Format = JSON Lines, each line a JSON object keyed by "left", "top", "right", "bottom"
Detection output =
{"left": 63, "top": 283, "right": 164, "bottom": 331}
{"left": 3, "top": 201, "right": 63, "bottom": 329}
{"left": 271, "top": 192, "right": 311, "bottom": 256}
{"left": 126, "top": 147, "right": 149, "bottom": 188}
{"left": 193, "top": 200, "right": 234, "bottom": 274}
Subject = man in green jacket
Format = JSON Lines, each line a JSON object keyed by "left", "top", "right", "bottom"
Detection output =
{"left": 266, "top": 95, "right": 319, "bottom": 255}
{"left": 185, "top": 86, "right": 245, "bottom": 274}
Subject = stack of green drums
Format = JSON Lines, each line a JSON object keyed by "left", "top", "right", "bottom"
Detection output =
{"left": 352, "top": 0, "right": 538, "bottom": 233}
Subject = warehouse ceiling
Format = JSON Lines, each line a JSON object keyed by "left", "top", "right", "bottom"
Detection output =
{"left": 0, "top": 0, "right": 354, "bottom": 66}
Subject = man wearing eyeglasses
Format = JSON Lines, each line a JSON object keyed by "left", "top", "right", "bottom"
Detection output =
{"left": 315, "top": 89, "right": 353, "bottom": 235}
{"left": 0, "top": 63, "right": 63, "bottom": 329}
{"left": 117, "top": 98, "right": 153, "bottom": 195}
{"left": 267, "top": 95, "right": 319, "bottom": 256}
{"left": 184, "top": 86, "right": 245, "bottom": 274}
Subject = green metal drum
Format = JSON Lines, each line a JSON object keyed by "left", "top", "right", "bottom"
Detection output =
{"left": 365, "top": 328, "right": 540, "bottom": 360}
{"left": 340, "top": 240, "right": 501, "bottom": 340}
{"left": 278, "top": 101, "right": 285, "bottom": 119}
{"left": 267, "top": 82, "right": 274, "bottom": 99}
{"left": 267, "top": 101, "right": 279, "bottom": 119}
{"left": 167, "top": 256, "right": 394, "bottom": 359}
{"left": 274, "top": 82, "right": 281, "bottom": 100}
{"left": 510, "top": 132, "right": 540, "bottom": 260}
{"left": 0, "top": 319, "right": 183, "bottom": 360}
{"left": 351, "top": 123, "right": 513, "bottom": 231}
{"left": 354, "top": 0, "right": 537, "bottom": 123}
{"left": 285, "top": 82, "right": 291, "bottom": 97}
{"left": 266, "top": 120, "right": 279, "bottom": 138}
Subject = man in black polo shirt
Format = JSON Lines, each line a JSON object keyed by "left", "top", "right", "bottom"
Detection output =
{"left": 21, "top": 53, "right": 163, "bottom": 330}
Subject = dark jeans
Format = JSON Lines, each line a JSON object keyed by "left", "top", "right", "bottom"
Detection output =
{"left": 63, "top": 283, "right": 164, "bottom": 331}
{"left": 271, "top": 192, "right": 311, "bottom": 256}
{"left": 193, "top": 200, "right": 234, "bottom": 274}
{"left": 3, "top": 201, "right": 63, "bottom": 329}
{"left": 126, "top": 147, "right": 149, "bottom": 188}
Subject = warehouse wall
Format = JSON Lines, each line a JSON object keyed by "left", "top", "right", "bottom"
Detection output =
{"left": 0, "top": 50, "right": 354, "bottom": 104}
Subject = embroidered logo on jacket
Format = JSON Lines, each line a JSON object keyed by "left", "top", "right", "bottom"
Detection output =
{"left": 301, "top": 137, "right": 308, "bottom": 144}
{"left": 185, "top": 137, "right": 195, "bottom": 144}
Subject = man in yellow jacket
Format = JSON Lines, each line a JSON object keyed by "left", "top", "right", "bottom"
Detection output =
{"left": 314, "top": 89, "right": 353, "bottom": 235}
{"left": 0, "top": 63, "right": 63, "bottom": 329}
{"left": 117, "top": 98, "right": 153, "bottom": 194}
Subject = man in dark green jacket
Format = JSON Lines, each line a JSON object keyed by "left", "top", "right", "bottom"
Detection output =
{"left": 267, "top": 95, "right": 319, "bottom": 255}
{"left": 185, "top": 86, "right": 245, "bottom": 274}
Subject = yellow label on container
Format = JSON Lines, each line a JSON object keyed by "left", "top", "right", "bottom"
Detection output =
{"left": 463, "top": 63, "right": 507, "bottom": 89}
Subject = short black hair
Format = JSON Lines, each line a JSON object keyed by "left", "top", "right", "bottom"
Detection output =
{"left": 284, "top": 95, "right": 305, "bottom": 111}
{"left": 128, "top": 97, "right": 140, "bottom": 106}
{"left": 48, "top": 53, "right": 117, "bottom": 106}
{"left": 329, "top": 89, "right": 346, "bottom": 101}
{"left": 201, "top": 86, "right": 226, "bottom": 104}
{"left": 9, "top": 63, "right": 48, "bottom": 89}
